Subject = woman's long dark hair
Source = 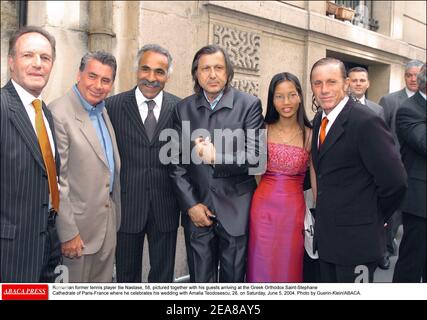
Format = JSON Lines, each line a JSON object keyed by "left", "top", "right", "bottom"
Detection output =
{"left": 264, "top": 72, "right": 312, "bottom": 146}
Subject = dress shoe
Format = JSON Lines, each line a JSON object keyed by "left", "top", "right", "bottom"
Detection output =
{"left": 378, "top": 255, "right": 390, "bottom": 270}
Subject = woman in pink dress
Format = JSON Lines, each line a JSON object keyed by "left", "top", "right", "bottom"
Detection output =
{"left": 247, "top": 72, "right": 316, "bottom": 282}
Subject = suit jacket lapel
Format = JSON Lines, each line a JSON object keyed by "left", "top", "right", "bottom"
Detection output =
{"left": 318, "top": 100, "right": 352, "bottom": 161}
{"left": 5, "top": 81, "right": 46, "bottom": 170}
{"left": 123, "top": 88, "right": 150, "bottom": 141}
{"left": 102, "top": 107, "right": 121, "bottom": 172}
{"left": 43, "top": 102, "right": 60, "bottom": 172}
{"left": 414, "top": 91, "right": 426, "bottom": 115}
{"left": 69, "top": 90, "right": 110, "bottom": 168}
{"left": 399, "top": 89, "right": 408, "bottom": 102}
{"left": 151, "top": 92, "right": 173, "bottom": 144}
{"left": 311, "top": 111, "right": 321, "bottom": 170}
{"left": 211, "top": 88, "right": 234, "bottom": 114}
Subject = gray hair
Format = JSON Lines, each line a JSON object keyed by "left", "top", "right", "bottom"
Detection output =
{"left": 135, "top": 44, "right": 173, "bottom": 75}
{"left": 405, "top": 59, "right": 423, "bottom": 72}
{"left": 79, "top": 51, "right": 117, "bottom": 81}
{"left": 417, "top": 63, "right": 426, "bottom": 92}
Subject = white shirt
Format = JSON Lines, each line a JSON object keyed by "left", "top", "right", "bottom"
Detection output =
{"left": 135, "top": 87, "right": 163, "bottom": 123}
{"left": 318, "top": 96, "right": 349, "bottom": 147}
{"left": 359, "top": 95, "right": 366, "bottom": 105}
{"left": 405, "top": 87, "right": 416, "bottom": 98}
{"left": 420, "top": 91, "right": 426, "bottom": 100}
{"left": 12, "top": 79, "right": 55, "bottom": 157}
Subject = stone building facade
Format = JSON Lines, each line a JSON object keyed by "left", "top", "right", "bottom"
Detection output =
{"left": 1, "top": 1, "right": 426, "bottom": 281}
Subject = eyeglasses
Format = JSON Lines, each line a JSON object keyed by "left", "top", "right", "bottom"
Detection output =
{"left": 273, "top": 93, "right": 299, "bottom": 102}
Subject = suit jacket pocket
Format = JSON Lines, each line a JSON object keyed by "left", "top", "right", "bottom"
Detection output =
{"left": 0, "top": 223, "right": 16, "bottom": 239}
{"left": 335, "top": 213, "right": 374, "bottom": 226}
{"left": 70, "top": 201, "right": 87, "bottom": 215}
{"left": 235, "top": 178, "right": 257, "bottom": 196}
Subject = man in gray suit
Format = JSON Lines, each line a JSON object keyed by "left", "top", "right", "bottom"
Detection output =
{"left": 347, "top": 66, "right": 391, "bottom": 270}
{"left": 378, "top": 59, "right": 423, "bottom": 268}
{"left": 170, "top": 45, "right": 264, "bottom": 282}
{"left": 380, "top": 59, "right": 424, "bottom": 136}
{"left": 347, "top": 67, "right": 384, "bottom": 119}
{"left": 48, "top": 52, "right": 121, "bottom": 282}
{"left": 1, "top": 26, "right": 61, "bottom": 282}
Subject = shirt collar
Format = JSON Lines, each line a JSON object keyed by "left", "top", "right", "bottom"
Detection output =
{"left": 73, "top": 84, "right": 105, "bottom": 115}
{"left": 359, "top": 95, "right": 366, "bottom": 105}
{"left": 135, "top": 86, "right": 163, "bottom": 108}
{"left": 419, "top": 91, "right": 426, "bottom": 100}
{"left": 322, "top": 96, "right": 349, "bottom": 122}
{"left": 405, "top": 87, "right": 416, "bottom": 98}
{"left": 203, "top": 90, "right": 224, "bottom": 109}
{"left": 11, "top": 79, "right": 42, "bottom": 106}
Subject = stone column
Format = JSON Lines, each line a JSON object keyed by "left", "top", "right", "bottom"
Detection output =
{"left": 1, "top": 1, "right": 19, "bottom": 86}
{"left": 88, "top": 1, "right": 115, "bottom": 52}
{"left": 303, "top": 38, "right": 326, "bottom": 119}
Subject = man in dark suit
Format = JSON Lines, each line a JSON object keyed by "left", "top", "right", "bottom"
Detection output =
{"left": 347, "top": 66, "right": 384, "bottom": 119}
{"left": 393, "top": 63, "right": 426, "bottom": 282}
{"left": 106, "top": 44, "right": 180, "bottom": 282}
{"left": 310, "top": 57, "right": 407, "bottom": 282}
{"left": 1, "top": 26, "right": 61, "bottom": 282}
{"left": 379, "top": 59, "right": 423, "bottom": 138}
{"left": 378, "top": 59, "right": 423, "bottom": 268}
{"left": 170, "top": 45, "right": 264, "bottom": 282}
{"left": 347, "top": 66, "right": 392, "bottom": 270}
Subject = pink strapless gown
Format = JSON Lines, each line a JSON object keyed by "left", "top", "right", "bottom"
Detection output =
{"left": 247, "top": 143, "right": 309, "bottom": 282}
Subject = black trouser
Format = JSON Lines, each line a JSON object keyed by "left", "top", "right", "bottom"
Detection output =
{"left": 319, "top": 259, "right": 377, "bottom": 283}
{"left": 115, "top": 225, "right": 177, "bottom": 283}
{"left": 39, "top": 212, "right": 61, "bottom": 282}
{"left": 185, "top": 220, "right": 247, "bottom": 283}
{"left": 385, "top": 210, "right": 402, "bottom": 256}
{"left": 303, "top": 251, "right": 320, "bottom": 283}
{"left": 393, "top": 212, "right": 427, "bottom": 282}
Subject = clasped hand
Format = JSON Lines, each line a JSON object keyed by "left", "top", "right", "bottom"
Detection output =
{"left": 195, "top": 136, "right": 216, "bottom": 164}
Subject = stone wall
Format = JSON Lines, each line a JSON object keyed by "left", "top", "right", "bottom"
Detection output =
{"left": 1, "top": 1, "right": 18, "bottom": 85}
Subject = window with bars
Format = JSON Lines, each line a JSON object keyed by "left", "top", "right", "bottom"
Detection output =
{"left": 332, "top": 0, "right": 378, "bottom": 31}
{"left": 336, "top": 0, "right": 361, "bottom": 9}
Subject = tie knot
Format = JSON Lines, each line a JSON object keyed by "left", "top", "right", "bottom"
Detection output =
{"left": 146, "top": 100, "right": 155, "bottom": 112}
{"left": 32, "top": 99, "right": 42, "bottom": 112}
{"left": 321, "top": 117, "right": 329, "bottom": 128}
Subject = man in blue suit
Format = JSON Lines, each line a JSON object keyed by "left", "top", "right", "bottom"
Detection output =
{"left": 1, "top": 26, "right": 61, "bottom": 282}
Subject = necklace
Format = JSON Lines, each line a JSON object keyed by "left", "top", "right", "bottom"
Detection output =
{"left": 274, "top": 124, "right": 302, "bottom": 145}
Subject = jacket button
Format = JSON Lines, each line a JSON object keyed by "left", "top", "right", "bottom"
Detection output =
{"left": 105, "top": 204, "right": 109, "bottom": 208}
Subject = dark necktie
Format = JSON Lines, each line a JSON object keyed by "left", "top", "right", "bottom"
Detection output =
{"left": 32, "top": 99, "right": 59, "bottom": 212}
{"left": 144, "top": 100, "right": 157, "bottom": 141}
